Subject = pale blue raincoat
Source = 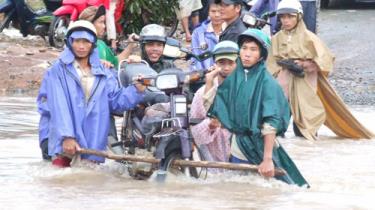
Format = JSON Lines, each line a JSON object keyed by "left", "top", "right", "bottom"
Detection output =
{"left": 37, "top": 46, "right": 144, "bottom": 163}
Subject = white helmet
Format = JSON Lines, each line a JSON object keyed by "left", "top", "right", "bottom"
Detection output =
{"left": 277, "top": 0, "right": 303, "bottom": 15}
{"left": 66, "top": 20, "right": 97, "bottom": 39}
{"left": 65, "top": 20, "right": 98, "bottom": 50}
{"left": 139, "top": 24, "right": 167, "bottom": 43}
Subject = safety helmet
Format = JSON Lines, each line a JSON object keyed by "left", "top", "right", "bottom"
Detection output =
{"left": 212, "top": 40, "right": 239, "bottom": 62}
{"left": 276, "top": 0, "right": 303, "bottom": 15}
{"left": 238, "top": 28, "right": 271, "bottom": 59}
{"left": 65, "top": 20, "right": 98, "bottom": 51}
{"left": 66, "top": 20, "right": 97, "bottom": 42}
{"left": 139, "top": 24, "right": 167, "bottom": 44}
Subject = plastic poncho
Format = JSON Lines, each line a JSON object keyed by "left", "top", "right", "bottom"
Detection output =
{"left": 37, "top": 47, "right": 144, "bottom": 163}
{"left": 208, "top": 61, "right": 308, "bottom": 186}
{"left": 267, "top": 20, "right": 374, "bottom": 140}
{"left": 97, "top": 39, "right": 118, "bottom": 68}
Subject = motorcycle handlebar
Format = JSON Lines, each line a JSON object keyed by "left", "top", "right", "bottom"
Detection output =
{"left": 133, "top": 69, "right": 208, "bottom": 87}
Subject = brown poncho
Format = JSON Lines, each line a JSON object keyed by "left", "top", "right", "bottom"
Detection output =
{"left": 267, "top": 19, "right": 373, "bottom": 140}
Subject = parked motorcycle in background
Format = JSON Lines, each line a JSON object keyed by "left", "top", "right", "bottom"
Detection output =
{"left": 0, "top": 0, "right": 61, "bottom": 39}
{"left": 48, "top": 0, "right": 107, "bottom": 48}
{"left": 242, "top": 10, "right": 277, "bottom": 30}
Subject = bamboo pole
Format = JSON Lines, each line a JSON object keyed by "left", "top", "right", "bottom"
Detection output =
{"left": 79, "top": 149, "right": 286, "bottom": 176}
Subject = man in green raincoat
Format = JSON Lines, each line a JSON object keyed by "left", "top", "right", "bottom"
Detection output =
{"left": 208, "top": 28, "right": 308, "bottom": 187}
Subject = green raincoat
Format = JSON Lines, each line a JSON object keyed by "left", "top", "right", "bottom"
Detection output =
{"left": 97, "top": 39, "right": 119, "bottom": 68}
{"left": 208, "top": 61, "right": 309, "bottom": 187}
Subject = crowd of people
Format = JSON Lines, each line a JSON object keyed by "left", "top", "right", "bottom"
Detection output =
{"left": 37, "top": 0, "right": 373, "bottom": 186}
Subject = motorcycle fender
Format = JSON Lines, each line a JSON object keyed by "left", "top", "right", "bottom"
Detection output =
{"left": 155, "top": 137, "right": 172, "bottom": 159}
{"left": 0, "top": 0, "right": 14, "bottom": 13}
{"left": 63, "top": 0, "right": 87, "bottom": 5}
{"left": 53, "top": 5, "right": 79, "bottom": 20}
{"left": 155, "top": 136, "right": 181, "bottom": 160}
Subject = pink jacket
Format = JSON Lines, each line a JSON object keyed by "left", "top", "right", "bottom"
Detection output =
{"left": 190, "top": 85, "right": 231, "bottom": 162}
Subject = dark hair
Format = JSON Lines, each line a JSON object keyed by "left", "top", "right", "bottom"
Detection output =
{"left": 208, "top": 0, "right": 220, "bottom": 6}
{"left": 239, "top": 37, "right": 261, "bottom": 48}
{"left": 239, "top": 37, "right": 268, "bottom": 59}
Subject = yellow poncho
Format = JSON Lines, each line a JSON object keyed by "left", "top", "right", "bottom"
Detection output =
{"left": 267, "top": 20, "right": 373, "bottom": 140}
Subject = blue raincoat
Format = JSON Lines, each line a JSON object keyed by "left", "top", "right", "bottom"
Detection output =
{"left": 250, "top": 0, "right": 280, "bottom": 35}
{"left": 190, "top": 20, "right": 218, "bottom": 71}
{"left": 37, "top": 47, "right": 144, "bottom": 163}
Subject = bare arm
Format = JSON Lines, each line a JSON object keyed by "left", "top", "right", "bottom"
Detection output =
{"left": 117, "top": 33, "right": 139, "bottom": 61}
{"left": 117, "top": 43, "right": 137, "bottom": 61}
{"left": 204, "top": 65, "right": 220, "bottom": 94}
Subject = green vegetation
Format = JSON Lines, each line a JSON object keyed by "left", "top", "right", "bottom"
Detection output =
{"left": 26, "top": 0, "right": 46, "bottom": 11}
{"left": 119, "top": 0, "right": 179, "bottom": 35}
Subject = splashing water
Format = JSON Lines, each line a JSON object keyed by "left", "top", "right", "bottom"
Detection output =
{"left": 1, "top": 96, "right": 375, "bottom": 210}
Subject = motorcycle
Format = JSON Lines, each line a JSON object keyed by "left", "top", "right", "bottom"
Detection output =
{"left": 110, "top": 39, "right": 210, "bottom": 181}
{"left": 48, "top": 0, "right": 107, "bottom": 48}
{"left": 116, "top": 63, "right": 208, "bottom": 180}
{"left": 0, "top": 0, "right": 61, "bottom": 39}
{"left": 242, "top": 10, "right": 277, "bottom": 30}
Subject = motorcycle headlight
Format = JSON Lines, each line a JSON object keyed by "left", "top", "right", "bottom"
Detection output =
{"left": 242, "top": 13, "right": 257, "bottom": 27}
{"left": 174, "top": 97, "right": 187, "bottom": 115}
{"left": 156, "top": 74, "right": 179, "bottom": 90}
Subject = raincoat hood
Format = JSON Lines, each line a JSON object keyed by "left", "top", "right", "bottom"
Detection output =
{"left": 208, "top": 59, "right": 308, "bottom": 187}
{"left": 60, "top": 45, "right": 102, "bottom": 70}
{"left": 267, "top": 20, "right": 335, "bottom": 75}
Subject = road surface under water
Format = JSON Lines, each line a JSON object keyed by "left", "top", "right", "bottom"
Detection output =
{"left": 1, "top": 96, "right": 375, "bottom": 210}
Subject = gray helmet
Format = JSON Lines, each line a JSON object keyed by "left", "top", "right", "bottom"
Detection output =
{"left": 212, "top": 41, "right": 239, "bottom": 62}
{"left": 212, "top": 40, "right": 239, "bottom": 55}
{"left": 139, "top": 24, "right": 167, "bottom": 44}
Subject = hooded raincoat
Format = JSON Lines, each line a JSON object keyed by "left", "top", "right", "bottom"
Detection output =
{"left": 208, "top": 60, "right": 308, "bottom": 186}
{"left": 267, "top": 19, "right": 374, "bottom": 140}
{"left": 37, "top": 47, "right": 144, "bottom": 163}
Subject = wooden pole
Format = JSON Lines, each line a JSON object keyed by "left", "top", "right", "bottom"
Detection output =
{"left": 79, "top": 149, "right": 286, "bottom": 176}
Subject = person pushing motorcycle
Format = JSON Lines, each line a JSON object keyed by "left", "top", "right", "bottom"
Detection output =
{"left": 37, "top": 20, "right": 146, "bottom": 166}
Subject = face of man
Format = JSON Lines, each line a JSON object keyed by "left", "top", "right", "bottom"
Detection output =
{"left": 279, "top": 14, "right": 298, "bottom": 31}
{"left": 220, "top": 3, "right": 241, "bottom": 23}
{"left": 93, "top": 15, "right": 106, "bottom": 39}
{"left": 209, "top": 4, "right": 223, "bottom": 26}
{"left": 239, "top": 40, "right": 261, "bottom": 68}
{"left": 144, "top": 41, "right": 165, "bottom": 63}
{"left": 72, "top": 38, "right": 93, "bottom": 58}
{"left": 216, "top": 58, "right": 237, "bottom": 78}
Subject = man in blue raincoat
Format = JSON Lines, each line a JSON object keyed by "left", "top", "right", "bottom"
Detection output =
{"left": 37, "top": 20, "right": 145, "bottom": 167}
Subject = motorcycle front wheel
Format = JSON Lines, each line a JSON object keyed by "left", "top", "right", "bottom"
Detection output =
{"left": 48, "top": 15, "right": 70, "bottom": 48}
{"left": 163, "top": 150, "right": 198, "bottom": 178}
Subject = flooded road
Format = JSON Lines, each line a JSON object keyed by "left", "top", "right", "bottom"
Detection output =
{"left": 1, "top": 4, "right": 375, "bottom": 209}
{"left": 1, "top": 96, "right": 375, "bottom": 210}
